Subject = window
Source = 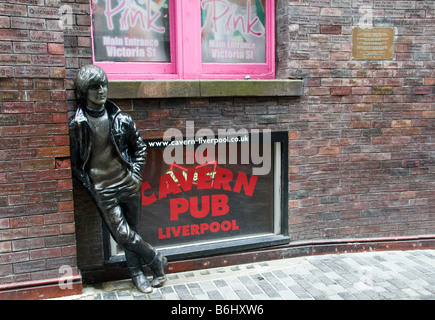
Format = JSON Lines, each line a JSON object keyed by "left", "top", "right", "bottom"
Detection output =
{"left": 105, "top": 132, "right": 289, "bottom": 261}
{"left": 90, "top": 0, "right": 275, "bottom": 80}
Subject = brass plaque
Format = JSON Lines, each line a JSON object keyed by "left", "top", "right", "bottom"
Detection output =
{"left": 352, "top": 27, "right": 394, "bottom": 60}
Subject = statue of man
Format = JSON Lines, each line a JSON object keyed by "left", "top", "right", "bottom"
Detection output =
{"left": 69, "top": 65, "right": 167, "bottom": 293}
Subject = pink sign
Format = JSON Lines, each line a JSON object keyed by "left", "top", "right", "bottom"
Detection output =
{"left": 201, "top": 0, "right": 266, "bottom": 63}
{"left": 91, "top": 0, "right": 171, "bottom": 62}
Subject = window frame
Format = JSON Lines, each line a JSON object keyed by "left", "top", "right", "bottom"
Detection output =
{"left": 90, "top": 0, "right": 178, "bottom": 79}
{"left": 90, "top": 0, "right": 275, "bottom": 80}
{"left": 103, "top": 131, "right": 289, "bottom": 262}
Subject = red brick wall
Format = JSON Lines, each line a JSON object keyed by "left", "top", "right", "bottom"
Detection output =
{"left": 66, "top": 0, "right": 434, "bottom": 272}
{"left": 0, "top": 0, "right": 78, "bottom": 286}
{"left": 277, "top": 0, "right": 435, "bottom": 241}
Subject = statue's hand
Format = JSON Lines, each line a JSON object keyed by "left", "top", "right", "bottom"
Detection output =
{"left": 125, "top": 172, "right": 142, "bottom": 193}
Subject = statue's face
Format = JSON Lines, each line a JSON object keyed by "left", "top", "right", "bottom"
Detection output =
{"left": 86, "top": 83, "right": 108, "bottom": 110}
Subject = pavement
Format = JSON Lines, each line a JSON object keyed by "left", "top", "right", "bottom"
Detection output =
{"left": 53, "top": 249, "right": 435, "bottom": 301}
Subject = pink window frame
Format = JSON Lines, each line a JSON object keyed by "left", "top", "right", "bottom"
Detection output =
{"left": 91, "top": 0, "right": 275, "bottom": 80}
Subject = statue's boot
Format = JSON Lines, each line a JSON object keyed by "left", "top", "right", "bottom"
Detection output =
{"left": 148, "top": 252, "right": 168, "bottom": 288}
{"left": 131, "top": 268, "right": 153, "bottom": 294}
{"left": 125, "top": 249, "right": 153, "bottom": 293}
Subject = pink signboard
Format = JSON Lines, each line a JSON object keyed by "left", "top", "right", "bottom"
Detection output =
{"left": 91, "top": 0, "right": 171, "bottom": 63}
{"left": 201, "top": 0, "right": 266, "bottom": 63}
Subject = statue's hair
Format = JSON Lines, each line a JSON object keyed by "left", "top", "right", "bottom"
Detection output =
{"left": 75, "top": 65, "right": 108, "bottom": 105}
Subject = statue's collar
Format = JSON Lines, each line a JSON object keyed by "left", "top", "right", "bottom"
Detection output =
{"left": 76, "top": 100, "right": 120, "bottom": 122}
{"left": 84, "top": 105, "right": 106, "bottom": 118}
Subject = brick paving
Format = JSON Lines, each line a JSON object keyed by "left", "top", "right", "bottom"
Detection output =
{"left": 54, "top": 249, "right": 435, "bottom": 300}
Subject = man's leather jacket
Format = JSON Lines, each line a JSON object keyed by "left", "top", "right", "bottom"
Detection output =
{"left": 69, "top": 100, "right": 147, "bottom": 193}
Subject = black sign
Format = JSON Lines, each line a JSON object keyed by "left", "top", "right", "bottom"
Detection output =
{"left": 104, "top": 131, "right": 289, "bottom": 261}
{"left": 136, "top": 131, "right": 288, "bottom": 256}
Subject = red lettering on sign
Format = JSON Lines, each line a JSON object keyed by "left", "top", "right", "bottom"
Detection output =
{"left": 159, "top": 173, "right": 182, "bottom": 199}
{"left": 197, "top": 166, "right": 213, "bottom": 189}
{"left": 171, "top": 226, "right": 181, "bottom": 237}
{"left": 190, "top": 196, "right": 210, "bottom": 219}
{"left": 211, "top": 194, "right": 229, "bottom": 216}
{"left": 173, "top": 168, "right": 195, "bottom": 192}
{"left": 169, "top": 194, "right": 229, "bottom": 221}
{"left": 170, "top": 198, "right": 189, "bottom": 221}
{"left": 142, "top": 168, "right": 257, "bottom": 204}
{"left": 210, "top": 222, "right": 220, "bottom": 232}
{"left": 200, "top": 223, "right": 209, "bottom": 234}
{"left": 213, "top": 168, "right": 233, "bottom": 191}
{"left": 191, "top": 224, "right": 200, "bottom": 235}
{"left": 233, "top": 171, "right": 257, "bottom": 196}
{"left": 221, "top": 220, "right": 231, "bottom": 231}
{"left": 158, "top": 220, "right": 239, "bottom": 239}
{"left": 141, "top": 181, "right": 157, "bottom": 205}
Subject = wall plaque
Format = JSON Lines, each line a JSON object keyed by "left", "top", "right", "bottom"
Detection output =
{"left": 352, "top": 27, "right": 394, "bottom": 60}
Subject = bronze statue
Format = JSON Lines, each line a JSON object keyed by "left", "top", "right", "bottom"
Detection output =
{"left": 69, "top": 65, "right": 167, "bottom": 293}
